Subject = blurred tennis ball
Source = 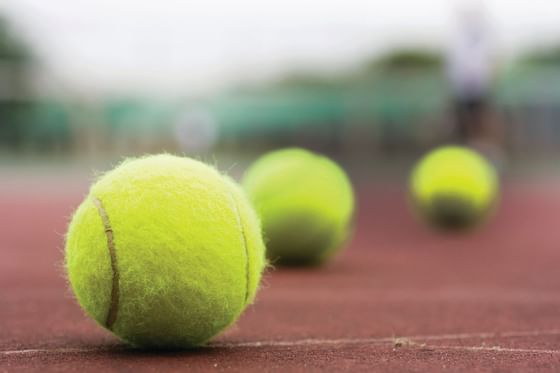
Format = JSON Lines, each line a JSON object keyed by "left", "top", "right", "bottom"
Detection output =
{"left": 242, "top": 148, "right": 354, "bottom": 266}
{"left": 410, "top": 145, "right": 499, "bottom": 230}
{"left": 65, "top": 154, "right": 266, "bottom": 349}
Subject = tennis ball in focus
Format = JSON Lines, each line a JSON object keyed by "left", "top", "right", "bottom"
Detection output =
{"left": 242, "top": 148, "right": 354, "bottom": 265}
{"left": 410, "top": 145, "right": 499, "bottom": 230}
{"left": 65, "top": 154, "right": 266, "bottom": 349}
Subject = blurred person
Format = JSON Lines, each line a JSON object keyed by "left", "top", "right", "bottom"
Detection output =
{"left": 446, "top": 3, "right": 495, "bottom": 144}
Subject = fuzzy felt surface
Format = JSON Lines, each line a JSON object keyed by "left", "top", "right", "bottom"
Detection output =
{"left": 410, "top": 146, "right": 499, "bottom": 229}
{"left": 65, "top": 154, "right": 266, "bottom": 348}
{"left": 242, "top": 148, "right": 355, "bottom": 265}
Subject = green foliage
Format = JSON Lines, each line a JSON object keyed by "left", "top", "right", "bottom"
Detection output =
{"left": 366, "top": 49, "right": 444, "bottom": 71}
{"left": 520, "top": 47, "right": 560, "bottom": 66}
{"left": 273, "top": 73, "right": 341, "bottom": 90}
{"left": 0, "top": 17, "right": 31, "bottom": 61}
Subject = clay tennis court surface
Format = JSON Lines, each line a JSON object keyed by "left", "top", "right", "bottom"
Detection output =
{"left": 2, "top": 172, "right": 560, "bottom": 372}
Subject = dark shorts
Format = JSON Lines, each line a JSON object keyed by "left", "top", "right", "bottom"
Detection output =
{"left": 453, "top": 96, "right": 489, "bottom": 142}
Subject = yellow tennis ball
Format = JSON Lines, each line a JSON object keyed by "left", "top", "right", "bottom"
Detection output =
{"left": 65, "top": 154, "right": 266, "bottom": 349}
{"left": 410, "top": 145, "right": 499, "bottom": 230}
{"left": 242, "top": 148, "right": 354, "bottom": 265}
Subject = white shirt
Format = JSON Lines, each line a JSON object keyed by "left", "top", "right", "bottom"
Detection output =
{"left": 446, "top": 15, "right": 493, "bottom": 99}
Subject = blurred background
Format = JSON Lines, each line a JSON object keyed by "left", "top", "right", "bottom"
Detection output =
{"left": 1, "top": 0, "right": 560, "bottom": 181}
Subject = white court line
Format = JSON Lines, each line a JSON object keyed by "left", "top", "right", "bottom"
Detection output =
{"left": 215, "top": 329, "right": 560, "bottom": 348}
{"left": 433, "top": 345, "right": 560, "bottom": 355}
{"left": 2, "top": 329, "right": 560, "bottom": 356}
{"left": 1, "top": 347, "right": 113, "bottom": 356}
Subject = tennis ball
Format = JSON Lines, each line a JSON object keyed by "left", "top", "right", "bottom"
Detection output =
{"left": 242, "top": 148, "right": 354, "bottom": 265}
{"left": 65, "top": 154, "right": 266, "bottom": 349}
{"left": 410, "top": 145, "right": 499, "bottom": 230}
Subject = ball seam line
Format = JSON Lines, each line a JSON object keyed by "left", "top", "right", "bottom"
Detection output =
{"left": 227, "top": 189, "right": 251, "bottom": 305}
{"left": 92, "top": 196, "right": 120, "bottom": 330}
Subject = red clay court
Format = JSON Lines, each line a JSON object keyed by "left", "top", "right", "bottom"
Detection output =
{"left": 2, "top": 172, "right": 560, "bottom": 372}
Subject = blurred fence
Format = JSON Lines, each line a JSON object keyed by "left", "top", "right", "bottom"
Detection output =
{"left": 2, "top": 65, "right": 560, "bottom": 157}
{"left": 497, "top": 65, "right": 560, "bottom": 155}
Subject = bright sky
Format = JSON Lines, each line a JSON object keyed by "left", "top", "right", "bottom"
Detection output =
{"left": 2, "top": 0, "right": 560, "bottom": 96}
